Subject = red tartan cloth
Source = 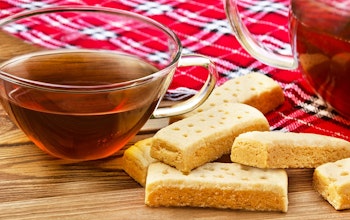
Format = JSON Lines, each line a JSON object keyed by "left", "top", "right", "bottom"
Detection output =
{"left": 0, "top": 0, "right": 349, "bottom": 141}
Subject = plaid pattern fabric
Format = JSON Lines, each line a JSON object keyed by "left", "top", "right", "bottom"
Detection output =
{"left": 1, "top": 0, "right": 349, "bottom": 141}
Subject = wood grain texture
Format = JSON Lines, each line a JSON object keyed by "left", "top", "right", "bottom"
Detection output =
{"left": 0, "top": 104, "right": 350, "bottom": 219}
{"left": 0, "top": 30, "right": 43, "bottom": 63}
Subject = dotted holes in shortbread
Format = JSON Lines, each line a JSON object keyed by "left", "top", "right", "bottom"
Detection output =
{"left": 336, "top": 163, "right": 343, "bottom": 168}
{"left": 219, "top": 114, "right": 227, "bottom": 124}
{"left": 196, "top": 109, "right": 204, "bottom": 113}
{"left": 341, "top": 171, "right": 349, "bottom": 176}
{"left": 227, "top": 172, "right": 235, "bottom": 176}
{"left": 240, "top": 165, "right": 250, "bottom": 171}
{"left": 220, "top": 167, "right": 229, "bottom": 171}
{"left": 214, "top": 174, "right": 224, "bottom": 179}
{"left": 162, "top": 169, "right": 169, "bottom": 175}
{"left": 220, "top": 167, "right": 236, "bottom": 177}
{"left": 329, "top": 177, "right": 337, "bottom": 182}
{"left": 187, "top": 123, "right": 194, "bottom": 128}
{"left": 203, "top": 166, "right": 215, "bottom": 172}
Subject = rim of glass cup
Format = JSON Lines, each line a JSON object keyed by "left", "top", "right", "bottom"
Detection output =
{"left": 0, "top": 6, "right": 182, "bottom": 93}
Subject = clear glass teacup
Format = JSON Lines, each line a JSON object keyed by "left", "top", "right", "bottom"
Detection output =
{"left": 0, "top": 6, "right": 217, "bottom": 161}
{"left": 225, "top": 0, "right": 350, "bottom": 118}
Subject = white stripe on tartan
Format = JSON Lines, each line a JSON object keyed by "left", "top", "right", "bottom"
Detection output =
{"left": 118, "top": 0, "right": 178, "bottom": 15}
{"left": 109, "top": 36, "right": 169, "bottom": 65}
{"left": 40, "top": 14, "right": 84, "bottom": 31}
{"left": 172, "top": 67, "right": 208, "bottom": 85}
{"left": 165, "top": 5, "right": 226, "bottom": 38}
{"left": 166, "top": 10, "right": 208, "bottom": 29}
{"left": 4, "top": 0, "right": 50, "bottom": 10}
{"left": 204, "top": 19, "right": 233, "bottom": 35}
{"left": 181, "top": 33, "right": 224, "bottom": 52}
{"left": 282, "top": 82, "right": 350, "bottom": 126}
{"left": 165, "top": 87, "right": 197, "bottom": 101}
{"left": 18, "top": 1, "right": 50, "bottom": 10}
{"left": 19, "top": 31, "right": 59, "bottom": 49}
{"left": 135, "top": 1, "right": 173, "bottom": 15}
{"left": 257, "top": 35, "right": 291, "bottom": 55}
{"left": 245, "top": 17, "right": 289, "bottom": 32}
{"left": 80, "top": 27, "right": 117, "bottom": 40}
{"left": 0, "top": 7, "right": 22, "bottom": 18}
{"left": 239, "top": 0, "right": 289, "bottom": 18}
{"left": 3, "top": 23, "right": 28, "bottom": 33}
{"left": 272, "top": 109, "right": 350, "bottom": 140}
{"left": 172, "top": 29, "right": 226, "bottom": 55}
{"left": 33, "top": 30, "right": 69, "bottom": 48}
{"left": 283, "top": 82, "right": 312, "bottom": 100}
{"left": 271, "top": 109, "right": 321, "bottom": 131}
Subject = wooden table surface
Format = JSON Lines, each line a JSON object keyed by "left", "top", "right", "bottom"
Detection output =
{"left": 0, "top": 105, "right": 350, "bottom": 220}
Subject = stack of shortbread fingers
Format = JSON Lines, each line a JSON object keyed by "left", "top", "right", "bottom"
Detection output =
{"left": 122, "top": 72, "right": 350, "bottom": 212}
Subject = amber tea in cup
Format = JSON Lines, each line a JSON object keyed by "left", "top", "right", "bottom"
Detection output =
{"left": 225, "top": 0, "right": 350, "bottom": 118}
{"left": 1, "top": 50, "right": 162, "bottom": 160}
{"left": 0, "top": 7, "right": 217, "bottom": 161}
{"left": 291, "top": 0, "right": 350, "bottom": 118}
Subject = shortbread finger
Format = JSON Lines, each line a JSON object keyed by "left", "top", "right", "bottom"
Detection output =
{"left": 122, "top": 138, "right": 157, "bottom": 186}
{"left": 313, "top": 158, "right": 350, "bottom": 210}
{"left": 170, "top": 72, "right": 284, "bottom": 122}
{"left": 231, "top": 131, "right": 350, "bottom": 168}
{"left": 145, "top": 162, "right": 288, "bottom": 212}
{"left": 151, "top": 103, "right": 270, "bottom": 173}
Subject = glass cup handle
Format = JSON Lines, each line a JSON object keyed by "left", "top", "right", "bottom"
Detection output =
{"left": 152, "top": 54, "right": 217, "bottom": 118}
{"left": 224, "top": 0, "right": 298, "bottom": 70}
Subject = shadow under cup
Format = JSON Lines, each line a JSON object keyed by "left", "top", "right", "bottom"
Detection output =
{"left": 0, "top": 7, "right": 193, "bottom": 161}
